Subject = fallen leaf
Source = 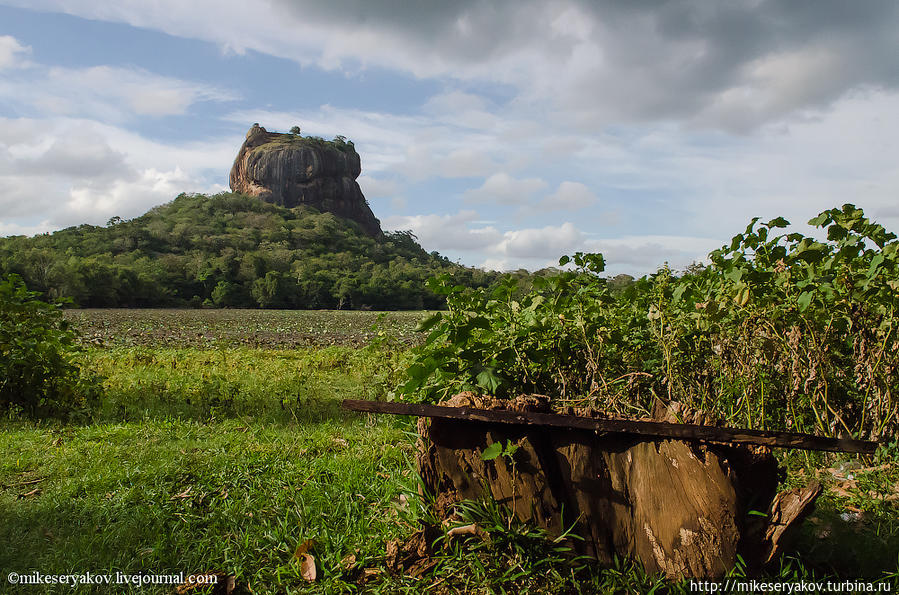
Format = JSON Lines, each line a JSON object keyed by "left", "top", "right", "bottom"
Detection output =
{"left": 406, "top": 558, "right": 437, "bottom": 578}
{"left": 340, "top": 554, "right": 357, "bottom": 570}
{"left": 293, "top": 538, "right": 315, "bottom": 558}
{"left": 300, "top": 554, "right": 316, "bottom": 582}
{"left": 359, "top": 568, "right": 381, "bottom": 583}
{"left": 446, "top": 523, "right": 478, "bottom": 537}
{"left": 854, "top": 463, "right": 892, "bottom": 474}
{"left": 385, "top": 539, "right": 400, "bottom": 570}
{"left": 171, "top": 487, "right": 193, "bottom": 500}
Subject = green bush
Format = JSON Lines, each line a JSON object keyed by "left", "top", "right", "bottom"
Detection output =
{"left": 0, "top": 274, "right": 99, "bottom": 417}
{"left": 400, "top": 205, "right": 899, "bottom": 440}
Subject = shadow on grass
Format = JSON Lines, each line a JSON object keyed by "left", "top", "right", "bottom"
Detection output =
{"left": 92, "top": 390, "right": 361, "bottom": 427}
{"left": 790, "top": 505, "right": 899, "bottom": 579}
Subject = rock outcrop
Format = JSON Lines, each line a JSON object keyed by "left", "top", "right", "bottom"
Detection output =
{"left": 229, "top": 124, "right": 382, "bottom": 236}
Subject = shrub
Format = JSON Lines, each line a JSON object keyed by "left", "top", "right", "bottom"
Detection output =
{"left": 400, "top": 205, "right": 899, "bottom": 440}
{"left": 0, "top": 274, "right": 99, "bottom": 417}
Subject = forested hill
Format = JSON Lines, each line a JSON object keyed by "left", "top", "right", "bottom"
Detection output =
{"left": 0, "top": 192, "right": 498, "bottom": 309}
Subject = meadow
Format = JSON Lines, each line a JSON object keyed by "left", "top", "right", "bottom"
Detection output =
{"left": 2, "top": 308, "right": 898, "bottom": 593}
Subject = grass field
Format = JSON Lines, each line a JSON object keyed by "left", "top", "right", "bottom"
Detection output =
{"left": 2, "top": 309, "right": 898, "bottom": 593}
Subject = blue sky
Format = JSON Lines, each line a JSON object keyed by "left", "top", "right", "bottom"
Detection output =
{"left": 1, "top": 1, "right": 898, "bottom": 274}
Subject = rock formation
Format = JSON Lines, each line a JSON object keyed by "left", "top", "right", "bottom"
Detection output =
{"left": 229, "top": 124, "right": 382, "bottom": 236}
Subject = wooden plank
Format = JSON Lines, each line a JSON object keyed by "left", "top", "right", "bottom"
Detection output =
{"left": 341, "top": 399, "right": 878, "bottom": 454}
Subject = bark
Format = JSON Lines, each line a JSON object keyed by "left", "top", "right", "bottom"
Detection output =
{"left": 415, "top": 393, "right": 820, "bottom": 579}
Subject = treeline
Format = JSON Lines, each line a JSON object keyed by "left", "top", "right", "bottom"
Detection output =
{"left": 0, "top": 193, "right": 498, "bottom": 309}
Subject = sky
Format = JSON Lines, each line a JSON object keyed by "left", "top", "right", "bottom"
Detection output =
{"left": 1, "top": 1, "right": 898, "bottom": 275}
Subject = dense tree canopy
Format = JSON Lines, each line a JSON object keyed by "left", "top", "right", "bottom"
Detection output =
{"left": 0, "top": 193, "right": 498, "bottom": 309}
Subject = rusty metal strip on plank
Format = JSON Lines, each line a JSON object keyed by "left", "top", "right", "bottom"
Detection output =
{"left": 341, "top": 399, "right": 878, "bottom": 454}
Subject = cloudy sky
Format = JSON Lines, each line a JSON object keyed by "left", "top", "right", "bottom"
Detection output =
{"left": 1, "top": 1, "right": 898, "bottom": 274}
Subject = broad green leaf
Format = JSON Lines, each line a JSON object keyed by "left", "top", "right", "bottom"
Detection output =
{"left": 476, "top": 368, "right": 502, "bottom": 393}
{"left": 481, "top": 441, "right": 502, "bottom": 461}
{"left": 808, "top": 213, "right": 829, "bottom": 226}
{"left": 797, "top": 291, "right": 813, "bottom": 312}
{"left": 867, "top": 253, "right": 885, "bottom": 278}
{"left": 725, "top": 268, "right": 744, "bottom": 283}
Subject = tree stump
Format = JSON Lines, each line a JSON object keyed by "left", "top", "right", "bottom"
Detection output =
{"left": 416, "top": 393, "right": 820, "bottom": 579}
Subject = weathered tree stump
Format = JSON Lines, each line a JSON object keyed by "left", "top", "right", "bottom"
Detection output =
{"left": 415, "top": 393, "right": 821, "bottom": 579}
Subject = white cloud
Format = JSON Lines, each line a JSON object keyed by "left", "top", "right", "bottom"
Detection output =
{"left": 584, "top": 235, "right": 722, "bottom": 275}
{"left": 463, "top": 173, "right": 547, "bottom": 205}
{"left": 384, "top": 211, "right": 587, "bottom": 271}
{"left": 382, "top": 210, "right": 501, "bottom": 251}
{"left": 423, "top": 90, "right": 488, "bottom": 115}
{"left": 63, "top": 167, "right": 194, "bottom": 226}
{"left": 495, "top": 222, "right": 582, "bottom": 258}
{"left": 13, "top": 0, "right": 895, "bottom": 134}
{"left": 442, "top": 148, "right": 498, "bottom": 178}
{"left": 0, "top": 35, "right": 31, "bottom": 70}
{"left": 697, "top": 45, "right": 856, "bottom": 132}
{"left": 540, "top": 181, "right": 597, "bottom": 210}
{"left": 358, "top": 175, "right": 399, "bottom": 198}
{"left": 16, "top": 131, "right": 132, "bottom": 180}
{"left": 0, "top": 219, "right": 54, "bottom": 237}
{"left": 0, "top": 45, "right": 237, "bottom": 124}
{"left": 422, "top": 90, "right": 498, "bottom": 130}
{"left": 9, "top": 65, "right": 236, "bottom": 121}
{"left": 2, "top": 1, "right": 899, "bottom": 277}
{"left": 0, "top": 117, "right": 234, "bottom": 230}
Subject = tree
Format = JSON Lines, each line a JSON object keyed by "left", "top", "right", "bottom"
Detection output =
{"left": 252, "top": 271, "right": 296, "bottom": 308}
{"left": 289, "top": 125, "right": 301, "bottom": 135}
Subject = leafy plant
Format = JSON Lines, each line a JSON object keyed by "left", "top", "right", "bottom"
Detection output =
{"left": 400, "top": 205, "right": 899, "bottom": 440}
{"left": 480, "top": 438, "right": 519, "bottom": 462}
{"left": 0, "top": 274, "right": 99, "bottom": 417}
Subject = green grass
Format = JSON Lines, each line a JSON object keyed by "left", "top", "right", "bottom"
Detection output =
{"left": 83, "top": 346, "right": 407, "bottom": 423}
{"left": 0, "top": 416, "right": 417, "bottom": 592}
{"left": 2, "top": 322, "right": 898, "bottom": 592}
{"left": 1, "top": 345, "right": 419, "bottom": 593}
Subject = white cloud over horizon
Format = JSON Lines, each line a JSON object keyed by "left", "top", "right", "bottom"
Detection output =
{"left": 0, "top": 115, "right": 235, "bottom": 229}
{"left": 0, "top": 34, "right": 30, "bottom": 69}
{"left": 1, "top": 2, "right": 898, "bottom": 274}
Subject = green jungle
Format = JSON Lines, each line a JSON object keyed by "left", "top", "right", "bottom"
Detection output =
{"left": 0, "top": 192, "right": 497, "bottom": 310}
{"left": 1, "top": 199, "right": 898, "bottom": 593}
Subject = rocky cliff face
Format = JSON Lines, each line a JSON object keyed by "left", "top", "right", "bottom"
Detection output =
{"left": 229, "top": 124, "right": 382, "bottom": 236}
